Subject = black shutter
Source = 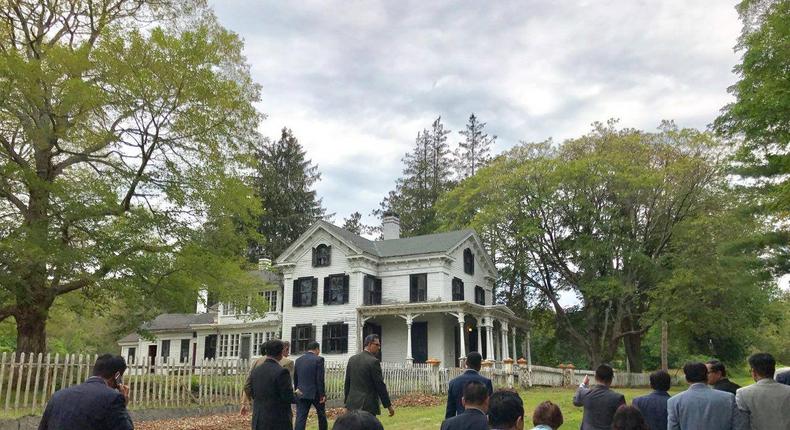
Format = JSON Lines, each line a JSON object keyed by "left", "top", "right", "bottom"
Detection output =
{"left": 311, "top": 278, "right": 318, "bottom": 306}
{"left": 292, "top": 279, "right": 300, "bottom": 307}
{"left": 309, "top": 325, "right": 315, "bottom": 344}
{"left": 410, "top": 275, "right": 417, "bottom": 302}
{"left": 341, "top": 324, "right": 349, "bottom": 353}
{"left": 312, "top": 248, "right": 317, "bottom": 266}
{"left": 326, "top": 245, "right": 332, "bottom": 266}
{"left": 291, "top": 326, "right": 298, "bottom": 352}
{"left": 343, "top": 275, "right": 350, "bottom": 304}
{"left": 375, "top": 278, "right": 382, "bottom": 305}
{"left": 321, "top": 324, "right": 328, "bottom": 352}
{"left": 323, "top": 277, "right": 330, "bottom": 304}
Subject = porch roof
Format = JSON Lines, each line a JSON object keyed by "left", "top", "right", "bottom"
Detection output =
{"left": 358, "top": 301, "right": 528, "bottom": 329}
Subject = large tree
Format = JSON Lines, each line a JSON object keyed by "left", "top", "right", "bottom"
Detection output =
{"left": 377, "top": 117, "right": 454, "bottom": 236}
{"left": 251, "top": 128, "right": 326, "bottom": 259}
{"left": 715, "top": 0, "right": 789, "bottom": 275}
{"left": 453, "top": 113, "right": 495, "bottom": 180}
{"left": 438, "top": 121, "right": 757, "bottom": 370}
{"left": 0, "top": 0, "right": 263, "bottom": 353}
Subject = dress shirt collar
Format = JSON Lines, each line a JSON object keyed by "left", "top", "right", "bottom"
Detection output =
{"left": 689, "top": 382, "right": 709, "bottom": 390}
{"left": 756, "top": 377, "right": 777, "bottom": 385}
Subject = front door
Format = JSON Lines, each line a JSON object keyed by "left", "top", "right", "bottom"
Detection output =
{"left": 363, "top": 322, "right": 383, "bottom": 360}
{"left": 240, "top": 335, "right": 251, "bottom": 360}
{"left": 411, "top": 322, "right": 428, "bottom": 364}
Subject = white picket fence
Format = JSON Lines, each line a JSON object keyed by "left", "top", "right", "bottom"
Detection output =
{"left": 0, "top": 352, "right": 656, "bottom": 414}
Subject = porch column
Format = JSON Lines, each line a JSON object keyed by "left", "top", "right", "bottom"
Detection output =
{"left": 526, "top": 328, "right": 532, "bottom": 369}
{"left": 358, "top": 315, "right": 370, "bottom": 353}
{"left": 485, "top": 319, "right": 494, "bottom": 361}
{"left": 501, "top": 321, "right": 509, "bottom": 360}
{"left": 475, "top": 317, "right": 484, "bottom": 356}
{"left": 451, "top": 312, "right": 466, "bottom": 358}
{"left": 511, "top": 327, "right": 517, "bottom": 360}
{"left": 399, "top": 313, "right": 420, "bottom": 366}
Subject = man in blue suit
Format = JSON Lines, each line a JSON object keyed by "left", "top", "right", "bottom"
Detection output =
{"left": 294, "top": 341, "right": 327, "bottom": 430}
{"left": 667, "top": 362, "right": 745, "bottom": 430}
{"left": 440, "top": 381, "right": 489, "bottom": 430}
{"left": 38, "top": 354, "right": 133, "bottom": 430}
{"left": 632, "top": 369, "right": 671, "bottom": 430}
{"left": 445, "top": 351, "right": 493, "bottom": 418}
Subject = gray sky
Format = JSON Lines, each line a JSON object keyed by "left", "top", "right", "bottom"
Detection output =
{"left": 209, "top": 0, "right": 742, "bottom": 227}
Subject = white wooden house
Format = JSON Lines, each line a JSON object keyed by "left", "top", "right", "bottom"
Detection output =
{"left": 118, "top": 214, "right": 529, "bottom": 367}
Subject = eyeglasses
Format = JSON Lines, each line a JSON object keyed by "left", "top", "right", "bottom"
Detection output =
{"left": 371, "top": 343, "right": 381, "bottom": 347}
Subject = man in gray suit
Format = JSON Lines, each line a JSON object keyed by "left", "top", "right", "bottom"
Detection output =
{"left": 735, "top": 352, "right": 790, "bottom": 430}
{"left": 572, "top": 364, "right": 625, "bottom": 430}
{"left": 668, "top": 362, "right": 745, "bottom": 430}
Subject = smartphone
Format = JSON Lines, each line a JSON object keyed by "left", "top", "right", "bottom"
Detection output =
{"left": 114, "top": 372, "right": 124, "bottom": 388}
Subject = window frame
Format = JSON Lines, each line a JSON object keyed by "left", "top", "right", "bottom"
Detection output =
{"left": 452, "top": 277, "right": 464, "bottom": 301}
{"left": 180, "top": 339, "right": 190, "bottom": 363}
{"left": 474, "top": 285, "right": 485, "bottom": 305}
{"left": 463, "top": 248, "right": 475, "bottom": 275}
{"left": 291, "top": 324, "right": 314, "bottom": 354}
{"left": 312, "top": 244, "right": 331, "bottom": 267}
{"left": 323, "top": 274, "right": 349, "bottom": 305}
{"left": 363, "top": 275, "right": 382, "bottom": 305}
{"left": 321, "top": 323, "right": 349, "bottom": 354}
{"left": 293, "top": 277, "right": 318, "bottom": 307}
{"left": 410, "top": 274, "right": 428, "bottom": 303}
{"left": 259, "top": 289, "right": 278, "bottom": 312}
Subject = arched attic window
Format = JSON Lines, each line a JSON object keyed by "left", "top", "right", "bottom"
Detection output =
{"left": 312, "top": 244, "right": 331, "bottom": 267}
{"left": 463, "top": 248, "right": 474, "bottom": 275}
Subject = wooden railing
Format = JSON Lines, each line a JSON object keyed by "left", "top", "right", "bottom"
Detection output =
{"left": 0, "top": 352, "right": 658, "bottom": 414}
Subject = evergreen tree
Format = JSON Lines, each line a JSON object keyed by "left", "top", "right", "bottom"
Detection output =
{"left": 341, "top": 212, "right": 366, "bottom": 235}
{"left": 377, "top": 117, "right": 454, "bottom": 236}
{"left": 454, "top": 114, "right": 496, "bottom": 179}
{"left": 252, "top": 128, "right": 326, "bottom": 258}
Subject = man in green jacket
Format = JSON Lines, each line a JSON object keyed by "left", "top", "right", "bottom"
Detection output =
{"left": 344, "top": 334, "right": 395, "bottom": 417}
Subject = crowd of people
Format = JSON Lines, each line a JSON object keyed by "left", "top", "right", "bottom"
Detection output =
{"left": 32, "top": 336, "right": 789, "bottom": 430}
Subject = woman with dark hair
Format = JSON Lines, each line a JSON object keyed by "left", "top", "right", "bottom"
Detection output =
{"left": 612, "top": 405, "right": 649, "bottom": 430}
{"left": 332, "top": 410, "right": 384, "bottom": 430}
{"left": 531, "top": 400, "right": 563, "bottom": 429}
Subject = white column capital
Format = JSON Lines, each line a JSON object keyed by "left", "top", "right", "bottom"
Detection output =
{"left": 501, "top": 320, "right": 509, "bottom": 331}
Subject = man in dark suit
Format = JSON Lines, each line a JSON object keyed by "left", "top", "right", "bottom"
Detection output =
{"left": 706, "top": 359, "right": 741, "bottom": 395}
{"left": 445, "top": 351, "right": 493, "bottom": 418}
{"left": 572, "top": 364, "right": 626, "bottom": 430}
{"left": 294, "top": 341, "right": 327, "bottom": 430}
{"left": 440, "top": 381, "right": 489, "bottom": 430}
{"left": 245, "top": 339, "right": 296, "bottom": 430}
{"left": 344, "top": 334, "right": 394, "bottom": 417}
{"left": 632, "top": 369, "right": 671, "bottom": 430}
{"left": 38, "top": 354, "right": 133, "bottom": 430}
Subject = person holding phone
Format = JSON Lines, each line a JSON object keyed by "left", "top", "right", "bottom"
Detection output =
{"left": 38, "top": 354, "right": 133, "bottom": 430}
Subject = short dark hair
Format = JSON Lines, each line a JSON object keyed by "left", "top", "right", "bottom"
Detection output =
{"left": 462, "top": 381, "right": 488, "bottom": 405}
{"left": 466, "top": 351, "right": 482, "bottom": 371}
{"left": 706, "top": 359, "right": 727, "bottom": 377}
{"left": 363, "top": 334, "right": 380, "bottom": 348}
{"left": 264, "top": 339, "right": 285, "bottom": 357}
{"left": 649, "top": 370, "right": 671, "bottom": 391}
{"left": 532, "top": 400, "right": 563, "bottom": 428}
{"left": 306, "top": 340, "right": 320, "bottom": 351}
{"left": 488, "top": 390, "right": 524, "bottom": 429}
{"left": 93, "top": 354, "right": 127, "bottom": 379}
{"left": 612, "top": 405, "right": 649, "bottom": 430}
{"left": 748, "top": 352, "right": 776, "bottom": 378}
{"left": 331, "top": 410, "right": 384, "bottom": 430}
{"left": 595, "top": 364, "right": 614, "bottom": 383}
{"left": 683, "top": 362, "right": 708, "bottom": 383}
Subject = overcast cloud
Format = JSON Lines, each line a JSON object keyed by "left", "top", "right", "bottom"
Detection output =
{"left": 209, "top": 0, "right": 742, "bottom": 227}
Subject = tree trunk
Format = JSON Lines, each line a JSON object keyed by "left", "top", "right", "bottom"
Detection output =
{"left": 660, "top": 321, "right": 668, "bottom": 370}
{"left": 624, "top": 333, "right": 643, "bottom": 373}
{"left": 15, "top": 302, "right": 51, "bottom": 354}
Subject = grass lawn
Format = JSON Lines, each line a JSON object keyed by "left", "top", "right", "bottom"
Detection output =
{"left": 304, "top": 386, "right": 684, "bottom": 430}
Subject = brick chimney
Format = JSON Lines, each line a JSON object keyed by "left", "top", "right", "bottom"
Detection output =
{"left": 258, "top": 258, "right": 272, "bottom": 271}
{"left": 382, "top": 211, "right": 400, "bottom": 240}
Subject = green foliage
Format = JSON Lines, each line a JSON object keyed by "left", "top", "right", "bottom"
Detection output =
{"left": 251, "top": 128, "right": 327, "bottom": 259}
{"left": 437, "top": 121, "right": 769, "bottom": 370}
{"left": 0, "top": 1, "right": 264, "bottom": 352}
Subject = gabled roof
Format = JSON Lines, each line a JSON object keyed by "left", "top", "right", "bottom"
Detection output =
{"left": 277, "top": 220, "right": 496, "bottom": 274}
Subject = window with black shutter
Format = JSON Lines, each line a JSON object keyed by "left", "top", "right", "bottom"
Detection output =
{"left": 410, "top": 274, "right": 427, "bottom": 302}
{"left": 452, "top": 277, "right": 464, "bottom": 301}
{"left": 291, "top": 324, "right": 314, "bottom": 354}
{"left": 463, "top": 248, "right": 475, "bottom": 275}
{"left": 324, "top": 274, "right": 349, "bottom": 305}
{"left": 293, "top": 277, "right": 317, "bottom": 307}
{"left": 474, "top": 286, "right": 485, "bottom": 305}
{"left": 363, "top": 275, "right": 382, "bottom": 305}
{"left": 312, "top": 244, "right": 331, "bottom": 267}
{"left": 321, "top": 323, "right": 348, "bottom": 354}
